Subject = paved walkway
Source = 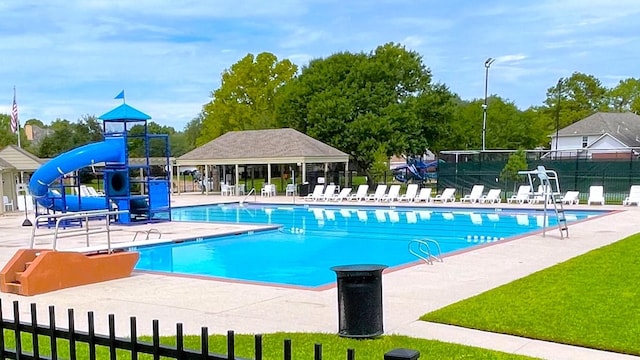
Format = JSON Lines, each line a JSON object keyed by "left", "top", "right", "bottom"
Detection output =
{"left": 1, "top": 193, "right": 638, "bottom": 360}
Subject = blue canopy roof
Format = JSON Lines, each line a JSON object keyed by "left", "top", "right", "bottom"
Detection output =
{"left": 98, "top": 103, "right": 151, "bottom": 121}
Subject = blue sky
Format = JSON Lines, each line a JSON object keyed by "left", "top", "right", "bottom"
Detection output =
{"left": 1, "top": 0, "right": 638, "bottom": 131}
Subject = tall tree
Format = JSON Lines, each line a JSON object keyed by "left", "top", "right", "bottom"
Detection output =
{"left": 198, "top": 52, "right": 297, "bottom": 145}
{"left": 606, "top": 78, "right": 640, "bottom": 112}
{"left": 277, "top": 43, "right": 451, "bottom": 181}
{"left": 543, "top": 73, "right": 607, "bottom": 128}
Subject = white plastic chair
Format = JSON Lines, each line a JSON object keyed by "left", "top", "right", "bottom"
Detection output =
{"left": 507, "top": 185, "right": 531, "bottom": 204}
{"left": 365, "top": 184, "right": 387, "bottom": 202}
{"left": 3, "top": 196, "right": 14, "bottom": 211}
{"left": 285, "top": 184, "right": 296, "bottom": 196}
{"left": 480, "top": 189, "right": 502, "bottom": 204}
{"left": 561, "top": 191, "right": 580, "bottom": 205}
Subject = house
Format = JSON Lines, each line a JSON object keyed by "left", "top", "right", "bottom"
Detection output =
{"left": 550, "top": 112, "right": 640, "bottom": 159}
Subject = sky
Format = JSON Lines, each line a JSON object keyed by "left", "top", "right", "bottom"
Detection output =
{"left": 1, "top": 0, "right": 639, "bottom": 131}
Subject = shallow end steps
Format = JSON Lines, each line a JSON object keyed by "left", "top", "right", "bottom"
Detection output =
{"left": 1, "top": 249, "right": 139, "bottom": 296}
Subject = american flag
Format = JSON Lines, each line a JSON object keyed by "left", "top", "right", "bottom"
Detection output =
{"left": 10, "top": 88, "right": 18, "bottom": 134}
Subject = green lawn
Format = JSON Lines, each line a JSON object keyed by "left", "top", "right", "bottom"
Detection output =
{"left": 3, "top": 331, "right": 537, "bottom": 359}
{"left": 421, "top": 233, "right": 640, "bottom": 355}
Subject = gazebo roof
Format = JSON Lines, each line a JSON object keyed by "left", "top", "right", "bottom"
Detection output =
{"left": 98, "top": 103, "right": 151, "bottom": 122}
{"left": 177, "top": 128, "right": 349, "bottom": 165}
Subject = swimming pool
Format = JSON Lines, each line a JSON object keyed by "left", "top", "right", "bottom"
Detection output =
{"left": 134, "top": 203, "right": 604, "bottom": 288}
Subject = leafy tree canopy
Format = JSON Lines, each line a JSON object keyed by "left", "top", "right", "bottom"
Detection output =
{"left": 198, "top": 52, "right": 298, "bottom": 145}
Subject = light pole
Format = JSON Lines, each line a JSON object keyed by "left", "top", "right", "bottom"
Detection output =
{"left": 482, "top": 57, "right": 495, "bottom": 151}
{"left": 554, "top": 78, "right": 563, "bottom": 156}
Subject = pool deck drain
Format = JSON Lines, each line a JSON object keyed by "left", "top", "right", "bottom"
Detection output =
{"left": 0, "top": 193, "right": 638, "bottom": 360}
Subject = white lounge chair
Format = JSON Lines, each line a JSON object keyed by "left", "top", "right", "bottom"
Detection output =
{"left": 398, "top": 184, "right": 419, "bottom": 202}
{"left": 460, "top": 185, "right": 484, "bottom": 203}
{"left": 433, "top": 188, "right": 456, "bottom": 203}
{"left": 366, "top": 184, "right": 387, "bottom": 202}
{"left": 560, "top": 191, "right": 580, "bottom": 205}
{"left": 3, "top": 196, "right": 14, "bottom": 211}
{"left": 480, "top": 189, "right": 502, "bottom": 204}
{"left": 304, "top": 184, "right": 325, "bottom": 201}
{"left": 622, "top": 185, "right": 640, "bottom": 206}
{"left": 330, "top": 187, "right": 352, "bottom": 202}
{"left": 318, "top": 184, "right": 337, "bottom": 201}
{"left": 383, "top": 184, "right": 401, "bottom": 202}
{"left": 414, "top": 188, "right": 432, "bottom": 202}
{"left": 347, "top": 184, "right": 369, "bottom": 201}
{"left": 507, "top": 185, "right": 531, "bottom": 204}
{"left": 587, "top": 185, "right": 605, "bottom": 205}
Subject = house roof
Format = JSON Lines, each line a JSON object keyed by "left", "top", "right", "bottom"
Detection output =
{"left": 177, "top": 128, "right": 349, "bottom": 165}
{"left": 556, "top": 112, "right": 640, "bottom": 147}
{"left": 98, "top": 103, "right": 151, "bottom": 122}
{"left": 0, "top": 145, "right": 44, "bottom": 171}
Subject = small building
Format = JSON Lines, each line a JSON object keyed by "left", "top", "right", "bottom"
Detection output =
{"left": 0, "top": 145, "right": 45, "bottom": 213}
{"left": 550, "top": 112, "right": 640, "bottom": 159}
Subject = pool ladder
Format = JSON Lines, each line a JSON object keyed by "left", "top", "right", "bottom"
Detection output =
{"left": 132, "top": 228, "right": 162, "bottom": 242}
{"left": 408, "top": 239, "right": 443, "bottom": 265}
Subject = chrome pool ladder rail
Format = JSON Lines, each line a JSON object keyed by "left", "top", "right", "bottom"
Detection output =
{"left": 408, "top": 238, "right": 443, "bottom": 265}
{"left": 240, "top": 187, "right": 256, "bottom": 205}
{"left": 133, "top": 228, "right": 162, "bottom": 242}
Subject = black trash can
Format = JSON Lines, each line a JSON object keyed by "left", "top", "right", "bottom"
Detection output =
{"left": 330, "top": 264, "right": 388, "bottom": 338}
{"left": 298, "top": 182, "right": 310, "bottom": 197}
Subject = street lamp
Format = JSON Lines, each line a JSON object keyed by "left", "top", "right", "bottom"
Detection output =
{"left": 482, "top": 57, "right": 495, "bottom": 151}
{"left": 554, "top": 78, "right": 563, "bottom": 156}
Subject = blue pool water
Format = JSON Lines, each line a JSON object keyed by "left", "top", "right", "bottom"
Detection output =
{"left": 134, "top": 204, "right": 605, "bottom": 288}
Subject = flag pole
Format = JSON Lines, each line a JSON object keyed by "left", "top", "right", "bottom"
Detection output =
{"left": 12, "top": 86, "right": 21, "bottom": 148}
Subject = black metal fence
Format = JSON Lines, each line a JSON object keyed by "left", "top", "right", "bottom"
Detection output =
{"left": 437, "top": 151, "right": 640, "bottom": 203}
{"left": 0, "top": 300, "right": 418, "bottom": 360}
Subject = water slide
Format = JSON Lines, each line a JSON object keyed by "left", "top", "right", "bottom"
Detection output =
{"left": 29, "top": 137, "right": 126, "bottom": 212}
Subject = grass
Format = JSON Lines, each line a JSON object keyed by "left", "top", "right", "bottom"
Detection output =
{"left": 421, "top": 232, "right": 640, "bottom": 355}
{"left": 2, "top": 331, "right": 537, "bottom": 359}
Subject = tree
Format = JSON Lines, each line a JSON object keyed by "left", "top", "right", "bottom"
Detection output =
{"left": 183, "top": 115, "right": 203, "bottom": 151}
{"left": 542, "top": 73, "right": 607, "bottom": 128}
{"left": 198, "top": 52, "right": 297, "bottom": 145}
{"left": 277, "top": 43, "right": 452, "bottom": 183}
{"left": 500, "top": 149, "right": 528, "bottom": 193}
{"left": 606, "top": 78, "right": 640, "bottom": 112}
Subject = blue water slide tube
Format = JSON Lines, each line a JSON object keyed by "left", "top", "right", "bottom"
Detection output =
{"left": 29, "top": 137, "right": 126, "bottom": 211}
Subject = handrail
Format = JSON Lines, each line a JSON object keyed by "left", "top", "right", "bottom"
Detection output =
{"left": 408, "top": 239, "right": 443, "bottom": 265}
{"left": 133, "top": 228, "right": 162, "bottom": 242}
{"left": 240, "top": 188, "right": 256, "bottom": 205}
{"left": 30, "top": 209, "right": 129, "bottom": 253}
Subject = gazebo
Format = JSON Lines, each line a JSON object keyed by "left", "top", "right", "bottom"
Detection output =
{"left": 176, "top": 128, "right": 350, "bottom": 194}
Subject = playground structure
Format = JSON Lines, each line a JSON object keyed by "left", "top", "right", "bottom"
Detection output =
{"left": 1, "top": 101, "right": 170, "bottom": 296}
{"left": 393, "top": 157, "right": 439, "bottom": 183}
{"left": 29, "top": 102, "right": 172, "bottom": 225}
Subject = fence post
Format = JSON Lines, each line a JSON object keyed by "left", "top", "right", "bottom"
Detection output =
{"left": 384, "top": 348, "right": 420, "bottom": 359}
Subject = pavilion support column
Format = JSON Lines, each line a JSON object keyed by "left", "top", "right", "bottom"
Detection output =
{"left": 235, "top": 164, "right": 239, "bottom": 193}
{"left": 267, "top": 163, "right": 272, "bottom": 185}
{"left": 344, "top": 160, "right": 349, "bottom": 187}
{"left": 176, "top": 165, "right": 181, "bottom": 195}
{"left": 324, "top": 163, "right": 328, "bottom": 184}
{"left": 204, "top": 164, "right": 209, "bottom": 195}
{"left": 302, "top": 162, "right": 307, "bottom": 183}
{"left": 0, "top": 172, "right": 5, "bottom": 215}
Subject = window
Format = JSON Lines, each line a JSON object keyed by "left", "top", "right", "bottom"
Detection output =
{"left": 582, "top": 136, "right": 588, "bottom": 148}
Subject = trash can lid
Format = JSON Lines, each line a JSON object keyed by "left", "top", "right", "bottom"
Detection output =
{"left": 330, "top": 264, "right": 388, "bottom": 272}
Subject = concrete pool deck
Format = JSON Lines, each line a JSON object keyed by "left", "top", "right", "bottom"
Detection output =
{"left": 1, "top": 193, "right": 638, "bottom": 360}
